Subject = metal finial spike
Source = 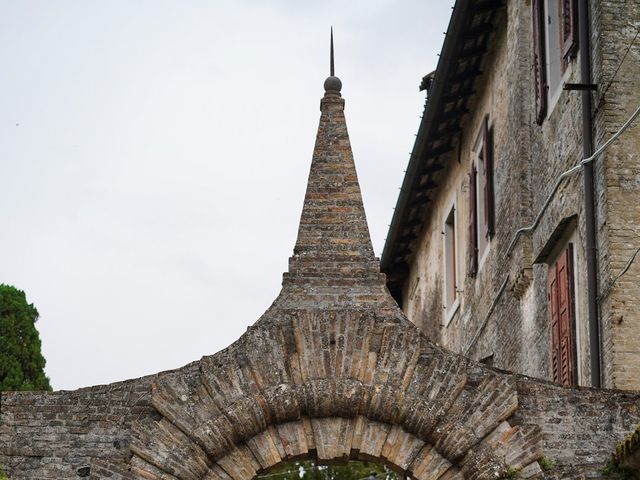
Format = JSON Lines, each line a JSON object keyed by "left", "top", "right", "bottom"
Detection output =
{"left": 323, "top": 27, "right": 341, "bottom": 92}
{"left": 330, "top": 27, "right": 335, "bottom": 77}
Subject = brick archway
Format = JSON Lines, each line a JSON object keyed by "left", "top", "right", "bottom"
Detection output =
{"left": 128, "top": 310, "right": 542, "bottom": 480}
{"left": 126, "top": 75, "right": 543, "bottom": 480}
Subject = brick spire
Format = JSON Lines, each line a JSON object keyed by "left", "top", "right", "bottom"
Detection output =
{"left": 292, "top": 84, "right": 375, "bottom": 258}
{"left": 266, "top": 33, "right": 396, "bottom": 312}
{"left": 286, "top": 50, "right": 380, "bottom": 285}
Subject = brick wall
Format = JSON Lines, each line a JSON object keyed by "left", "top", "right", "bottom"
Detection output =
{"left": 515, "top": 377, "right": 640, "bottom": 478}
{"left": 0, "top": 373, "right": 158, "bottom": 478}
{"left": 401, "top": 0, "right": 640, "bottom": 391}
{"left": 594, "top": 0, "right": 640, "bottom": 390}
{"left": 1, "top": 358, "right": 638, "bottom": 478}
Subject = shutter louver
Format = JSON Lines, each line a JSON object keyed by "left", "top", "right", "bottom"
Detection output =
{"left": 557, "top": 245, "right": 576, "bottom": 385}
{"left": 561, "top": 0, "right": 578, "bottom": 59}
{"left": 468, "top": 166, "right": 478, "bottom": 277}
{"left": 532, "top": 0, "right": 547, "bottom": 125}
{"left": 483, "top": 115, "right": 495, "bottom": 238}
{"left": 548, "top": 262, "right": 560, "bottom": 383}
{"left": 548, "top": 245, "right": 577, "bottom": 386}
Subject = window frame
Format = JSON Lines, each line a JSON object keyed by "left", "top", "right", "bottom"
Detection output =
{"left": 442, "top": 196, "right": 460, "bottom": 325}
{"left": 468, "top": 115, "right": 494, "bottom": 276}
{"left": 532, "top": 0, "right": 577, "bottom": 124}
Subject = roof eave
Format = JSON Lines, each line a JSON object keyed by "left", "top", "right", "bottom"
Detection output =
{"left": 381, "top": 0, "right": 472, "bottom": 272}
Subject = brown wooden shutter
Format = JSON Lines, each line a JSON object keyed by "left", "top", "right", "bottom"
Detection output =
{"left": 548, "top": 261, "right": 560, "bottom": 382}
{"left": 482, "top": 115, "right": 495, "bottom": 238}
{"left": 561, "top": 0, "right": 578, "bottom": 59}
{"left": 468, "top": 166, "right": 478, "bottom": 277}
{"left": 548, "top": 245, "right": 577, "bottom": 385}
{"left": 532, "top": 0, "right": 547, "bottom": 125}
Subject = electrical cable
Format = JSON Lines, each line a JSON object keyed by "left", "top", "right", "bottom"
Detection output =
{"left": 506, "top": 102, "right": 640, "bottom": 257}
{"left": 596, "top": 23, "right": 640, "bottom": 110}
{"left": 465, "top": 102, "right": 640, "bottom": 356}
{"left": 599, "top": 246, "right": 640, "bottom": 302}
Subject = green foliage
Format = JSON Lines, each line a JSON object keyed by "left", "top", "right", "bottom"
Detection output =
{"left": 602, "top": 459, "right": 619, "bottom": 476}
{"left": 0, "top": 463, "right": 7, "bottom": 480}
{"left": 602, "top": 459, "right": 639, "bottom": 479}
{"left": 0, "top": 284, "right": 51, "bottom": 391}
{"left": 497, "top": 466, "right": 520, "bottom": 480}
{"left": 615, "top": 427, "right": 640, "bottom": 465}
{"left": 605, "top": 425, "right": 640, "bottom": 479}
{"left": 256, "top": 460, "right": 399, "bottom": 480}
{"left": 538, "top": 457, "right": 556, "bottom": 471}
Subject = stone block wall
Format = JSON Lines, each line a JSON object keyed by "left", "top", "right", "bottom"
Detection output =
{"left": 401, "top": 0, "right": 566, "bottom": 380}
{"left": 0, "top": 373, "right": 158, "bottom": 478}
{"left": 514, "top": 378, "right": 640, "bottom": 478}
{"left": 400, "top": 0, "right": 640, "bottom": 390}
{"left": 1, "top": 359, "right": 639, "bottom": 479}
{"left": 593, "top": 0, "right": 640, "bottom": 390}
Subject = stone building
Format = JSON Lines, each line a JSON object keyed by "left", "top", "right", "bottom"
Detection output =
{"left": 381, "top": 0, "right": 640, "bottom": 390}
{"left": 1, "top": 31, "right": 640, "bottom": 480}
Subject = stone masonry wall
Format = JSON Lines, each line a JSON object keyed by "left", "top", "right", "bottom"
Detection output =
{"left": 1, "top": 356, "right": 639, "bottom": 479}
{"left": 0, "top": 372, "right": 160, "bottom": 478}
{"left": 401, "top": 0, "right": 640, "bottom": 390}
{"left": 3, "top": 12, "right": 640, "bottom": 478}
{"left": 594, "top": 0, "right": 640, "bottom": 390}
{"left": 402, "top": 0, "right": 559, "bottom": 380}
{"left": 514, "top": 377, "right": 640, "bottom": 479}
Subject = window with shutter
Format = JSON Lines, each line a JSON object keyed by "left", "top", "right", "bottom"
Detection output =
{"left": 532, "top": 0, "right": 547, "bottom": 125}
{"left": 468, "top": 166, "right": 478, "bottom": 277}
{"left": 443, "top": 200, "right": 460, "bottom": 324}
{"left": 533, "top": 0, "right": 577, "bottom": 123}
{"left": 561, "top": 0, "right": 577, "bottom": 59}
{"left": 468, "top": 116, "right": 494, "bottom": 276}
{"left": 548, "top": 244, "right": 577, "bottom": 386}
{"left": 482, "top": 115, "right": 495, "bottom": 238}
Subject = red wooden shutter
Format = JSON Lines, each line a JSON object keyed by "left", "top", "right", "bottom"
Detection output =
{"left": 482, "top": 115, "right": 495, "bottom": 238}
{"left": 532, "top": 0, "right": 547, "bottom": 125}
{"left": 548, "top": 245, "right": 577, "bottom": 385}
{"left": 548, "top": 262, "right": 560, "bottom": 383}
{"left": 468, "top": 166, "right": 478, "bottom": 277}
{"left": 557, "top": 245, "right": 576, "bottom": 385}
{"left": 561, "top": 0, "right": 577, "bottom": 59}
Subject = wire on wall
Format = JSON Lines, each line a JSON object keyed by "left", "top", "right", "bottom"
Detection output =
{"left": 599, "top": 246, "right": 640, "bottom": 302}
{"left": 505, "top": 102, "right": 640, "bottom": 257}
{"left": 466, "top": 102, "right": 640, "bottom": 356}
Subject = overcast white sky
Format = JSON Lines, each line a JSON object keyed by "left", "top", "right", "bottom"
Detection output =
{"left": 0, "top": 0, "right": 455, "bottom": 390}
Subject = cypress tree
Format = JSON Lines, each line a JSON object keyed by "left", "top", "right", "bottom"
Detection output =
{"left": 0, "top": 284, "right": 51, "bottom": 391}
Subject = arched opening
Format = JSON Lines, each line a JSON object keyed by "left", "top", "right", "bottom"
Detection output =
{"left": 256, "top": 459, "right": 400, "bottom": 480}
{"left": 130, "top": 416, "right": 467, "bottom": 480}
{"left": 128, "top": 310, "right": 543, "bottom": 480}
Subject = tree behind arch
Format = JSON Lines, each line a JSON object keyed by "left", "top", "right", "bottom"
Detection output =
{"left": 0, "top": 284, "right": 51, "bottom": 391}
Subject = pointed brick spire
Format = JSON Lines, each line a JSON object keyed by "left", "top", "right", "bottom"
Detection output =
{"left": 266, "top": 32, "right": 400, "bottom": 312}
{"left": 287, "top": 40, "right": 378, "bottom": 282}
{"left": 262, "top": 33, "right": 402, "bottom": 313}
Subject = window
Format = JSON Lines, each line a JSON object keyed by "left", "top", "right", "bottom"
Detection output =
{"left": 532, "top": 0, "right": 577, "bottom": 124}
{"left": 548, "top": 243, "right": 577, "bottom": 385}
{"left": 468, "top": 115, "right": 495, "bottom": 276}
{"left": 443, "top": 201, "right": 459, "bottom": 318}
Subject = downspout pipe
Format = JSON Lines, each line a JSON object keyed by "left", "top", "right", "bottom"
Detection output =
{"left": 578, "top": 0, "right": 601, "bottom": 387}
